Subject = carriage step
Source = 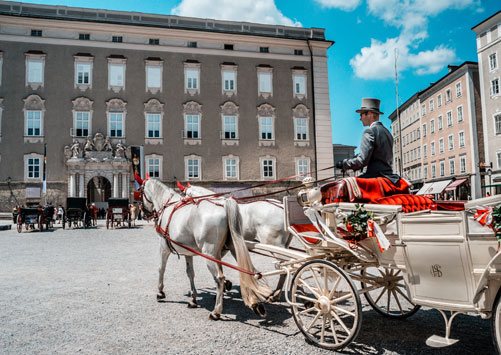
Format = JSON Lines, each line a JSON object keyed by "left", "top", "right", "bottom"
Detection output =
{"left": 0, "top": 224, "right": 12, "bottom": 231}
{"left": 426, "top": 335, "right": 459, "bottom": 348}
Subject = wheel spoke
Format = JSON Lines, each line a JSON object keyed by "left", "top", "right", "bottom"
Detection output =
{"left": 299, "top": 306, "right": 317, "bottom": 315}
{"left": 392, "top": 289, "right": 403, "bottom": 314}
{"left": 394, "top": 284, "right": 413, "bottom": 304}
{"left": 299, "top": 278, "right": 322, "bottom": 298}
{"left": 311, "top": 267, "right": 324, "bottom": 295}
{"left": 320, "top": 314, "right": 326, "bottom": 344}
{"left": 305, "top": 310, "right": 322, "bottom": 333}
{"left": 373, "top": 286, "right": 387, "bottom": 304}
{"left": 324, "top": 267, "right": 328, "bottom": 296}
{"left": 331, "top": 292, "right": 354, "bottom": 304}
{"left": 332, "top": 305, "right": 356, "bottom": 317}
{"left": 331, "top": 309, "right": 351, "bottom": 335}
{"left": 329, "top": 314, "right": 339, "bottom": 344}
{"left": 386, "top": 288, "right": 391, "bottom": 314}
{"left": 328, "top": 275, "right": 341, "bottom": 299}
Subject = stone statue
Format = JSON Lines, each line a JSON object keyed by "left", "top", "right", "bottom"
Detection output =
{"left": 103, "top": 136, "right": 113, "bottom": 152}
{"left": 84, "top": 136, "right": 95, "bottom": 151}
{"left": 70, "top": 141, "right": 81, "bottom": 158}
{"left": 115, "top": 142, "right": 126, "bottom": 159}
{"left": 93, "top": 133, "right": 105, "bottom": 151}
{"left": 64, "top": 146, "right": 72, "bottom": 160}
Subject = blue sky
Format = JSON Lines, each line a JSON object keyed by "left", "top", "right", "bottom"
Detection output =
{"left": 11, "top": 0, "right": 500, "bottom": 150}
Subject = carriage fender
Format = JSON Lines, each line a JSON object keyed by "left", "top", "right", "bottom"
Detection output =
{"left": 473, "top": 252, "right": 501, "bottom": 306}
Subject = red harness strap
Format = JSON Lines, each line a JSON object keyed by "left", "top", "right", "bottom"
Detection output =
{"left": 155, "top": 198, "right": 262, "bottom": 279}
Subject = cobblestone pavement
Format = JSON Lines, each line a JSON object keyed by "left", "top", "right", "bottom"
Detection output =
{"left": 0, "top": 220, "right": 496, "bottom": 354}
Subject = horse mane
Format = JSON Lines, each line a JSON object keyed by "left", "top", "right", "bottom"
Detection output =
{"left": 147, "top": 179, "right": 178, "bottom": 206}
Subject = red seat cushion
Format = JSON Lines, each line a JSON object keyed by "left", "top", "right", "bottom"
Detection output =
{"left": 290, "top": 224, "right": 321, "bottom": 244}
{"left": 375, "top": 194, "right": 435, "bottom": 213}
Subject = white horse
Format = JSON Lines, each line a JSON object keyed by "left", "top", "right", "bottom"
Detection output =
{"left": 138, "top": 177, "right": 271, "bottom": 320}
{"left": 178, "top": 182, "right": 291, "bottom": 300}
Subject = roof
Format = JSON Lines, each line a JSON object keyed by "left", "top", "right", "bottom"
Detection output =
{"left": 0, "top": 0, "right": 333, "bottom": 43}
{"left": 472, "top": 10, "right": 501, "bottom": 31}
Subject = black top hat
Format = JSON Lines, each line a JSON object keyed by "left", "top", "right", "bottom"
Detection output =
{"left": 355, "top": 98, "right": 384, "bottom": 115}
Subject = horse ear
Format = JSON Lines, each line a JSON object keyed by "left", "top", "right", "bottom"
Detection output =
{"left": 177, "top": 181, "right": 185, "bottom": 192}
{"left": 145, "top": 173, "right": 150, "bottom": 180}
{"left": 134, "top": 172, "right": 144, "bottom": 185}
{"left": 187, "top": 182, "right": 192, "bottom": 187}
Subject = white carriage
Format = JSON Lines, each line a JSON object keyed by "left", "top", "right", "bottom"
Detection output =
{"left": 247, "top": 187, "right": 501, "bottom": 352}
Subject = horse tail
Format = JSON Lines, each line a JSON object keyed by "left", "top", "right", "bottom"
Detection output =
{"left": 224, "top": 198, "right": 271, "bottom": 307}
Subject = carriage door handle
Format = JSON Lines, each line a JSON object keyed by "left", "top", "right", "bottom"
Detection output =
{"left": 391, "top": 242, "right": 407, "bottom": 247}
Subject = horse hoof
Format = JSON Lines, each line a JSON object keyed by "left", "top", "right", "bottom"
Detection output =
{"left": 187, "top": 301, "right": 198, "bottom": 308}
{"left": 224, "top": 280, "right": 233, "bottom": 292}
{"left": 156, "top": 292, "right": 166, "bottom": 300}
{"left": 209, "top": 312, "right": 221, "bottom": 321}
{"left": 252, "top": 303, "right": 267, "bottom": 318}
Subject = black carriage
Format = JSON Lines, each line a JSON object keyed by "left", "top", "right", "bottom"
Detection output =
{"left": 40, "top": 205, "right": 55, "bottom": 230}
{"left": 16, "top": 206, "right": 43, "bottom": 233}
{"left": 106, "top": 198, "right": 131, "bottom": 229}
{"left": 64, "top": 197, "right": 91, "bottom": 229}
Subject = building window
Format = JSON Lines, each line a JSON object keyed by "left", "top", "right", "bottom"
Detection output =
{"left": 224, "top": 44, "right": 234, "bottom": 50}
{"left": 438, "top": 115, "right": 443, "bottom": 130}
{"left": 497, "top": 152, "right": 501, "bottom": 169}
{"left": 112, "top": 36, "right": 123, "bottom": 43}
{"left": 296, "top": 158, "right": 310, "bottom": 179}
{"left": 423, "top": 144, "right": 427, "bottom": 158}
{"left": 26, "top": 111, "right": 41, "bottom": 136}
{"left": 294, "top": 49, "right": 303, "bottom": 55}
{"left": 108, "top": 56, "right": 126, "bottom": 92}
{"left": 490, "top": 53, "right": 498, "bottom": 71}
{"left": 431, "top": 141, "right": 435, "bottom": 156}
{"left": 185, "top": 115, "right": 199, "bottom": 139}
{"left": 185, "top": 157, "right": 201, "bottom": 180}
{"left": 223, "top": 156, "right": 238, "bottom": 180}
{"left": 437, "top": 94, "right": 442, "bottom": 107}
{"left": 257, "top": 67, "right": 273, "bottom": 97}
{"left": 422, "top": 104, "right": 426, "bottom": 116}
{"left": 259, "top": 117, "right": 273, "bottom": 140}
{"left": 456, "top": 82, "right": 462, "bottom": 97}
{"left": 109, "top": 113, "right": 123, "bottom": 137}
{"left": 424, "top": 166, "right": 428, "bottom": 180}
{"left": 422, "top": 123, "right": 427, "bottom": 137}
{"left": 260, "top": 47, "right": 269, "bottom": 53}
{"left": 491, "top": 78, "right": 499, "bottom": 96}
{"left": 431, "top": 164, "right": 436, "bottom": 179}
{"left": 439, "top": 138, "right": 444, "bottom": 153}
{"left": 293, "top": 74, "right": 306, "bottom": 97}
{"left": 448, "top": 134, "right": 454, "bottom": 150}
{"left": 449, "top": 158, "right": 455, "bottom": 175}
{"left": 185, "top": 68, "right": 199, "bottom": 90}
{"left": 223, "top": 116, "right": 237, "bottom": 139}
{"left": 445, "top": 89, "right": 452, "bottom": 102}
{"left": 223, "top": 71, "right": 236, "bottom": 92}
{"left": 295, "top": 118, "right": 308, "bottom": 140}
{"left": 430, "top": 119, "right": 435, "bottom": 133}
{"left": 261, "top": 158, "right": 275, "bottom": 179}
{"left": 76, "top": 63, "right": 91, "bottom": 85}
{"left": 31, "top": 29, "right": 42, "bottom": 37}
{"left": 187, "top": 41, "right": 197, "bottom": 48}
{"left": 440, "top": 161, "right": 445, "bottom": 176}
{"left": 447, "top": 111, "right": 453, "bottom": 127}
{"left": 74, "top": 112, "right": 90, "bottom": 137}
{"left": 459, "top": 131, "right": 465, "bottom": 147}
{"left": 79, "top": 33, "right": 90, "bottom": 40}
{"left": 145, "top": 59, "right": 163, "bottom": 93}
{"left": 26, "top": 156, "right": 41, "bottom": 180}
{"left": 147, "top": 157, "right": 161, "bottom": 178}
{"left": 495, "top": 114, "right": 501, "bottom": 135}
{"left": 146, "top": 114, "right": 161, "bottom": 138}
{"left": 457, "top": 106, "right": 463, "bottom": 122}
{"left": 25, "top": 53, "right": 46, "bottom": 89}
{"left": 429, "top": 99, "right": 434, "bottom": 112}
{"left": 460, "top": 156, "right": 466, "bottom": 173}
{"left": 149, "top": 38, "right": 159, "bottom": 45}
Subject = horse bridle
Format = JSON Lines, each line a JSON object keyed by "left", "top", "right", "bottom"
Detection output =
{"left": 139, "top": 181, "right": 158, "bottom": 221}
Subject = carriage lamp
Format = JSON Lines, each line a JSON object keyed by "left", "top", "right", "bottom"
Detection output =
{"left": 297, "top": 177, "right": 322, "bottom": 207}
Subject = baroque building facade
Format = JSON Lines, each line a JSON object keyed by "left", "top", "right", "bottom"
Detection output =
{"left": 0, "top": 1, "right": 334, "bottom": 210}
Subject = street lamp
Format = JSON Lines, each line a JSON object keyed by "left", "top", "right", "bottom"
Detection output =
{"left": 488, "top": 169, "right": 492, "bottom": 197}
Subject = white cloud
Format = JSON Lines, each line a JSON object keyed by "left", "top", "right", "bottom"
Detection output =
{"left": 314, "top": 0, "right": 361, "bottom": 11}
{"left": 171, "top": 0, "right": 301, "bottom": 27}
{"left": 351, "top": 0, "right": 479, "bottom": 79}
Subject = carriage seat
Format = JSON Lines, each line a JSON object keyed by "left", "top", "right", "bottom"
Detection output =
{"left": 290, "top": 223, "right": 322, "bottom": 244}
{"left": 375, "top": 194, "right": 435, "bottom": 213}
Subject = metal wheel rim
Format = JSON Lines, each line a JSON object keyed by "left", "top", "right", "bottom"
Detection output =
{"left": 491, "top": 292, "right": 501, "bottom": 354}
{"left": 290, "top": 260, "right": 362, "bottom": 350}
{"left": 361, "top": 266, "right": 419, "bottom": 318}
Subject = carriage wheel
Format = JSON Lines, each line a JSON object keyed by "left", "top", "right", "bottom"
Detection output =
{"left": 360, "top": 266, "right": 420, "bottom": 319}
{"left": 83, "top": 212, "right": 88, "bottom": 229}
{"left": 491, "top": 289, "right": 501, "bottom": 354}
{"left": 17, "top": 215, "right": 22, "bottom": 233}
{"left": 290, "top": 260, "right": 362, "bottom": 350}
{"left": 38, "top": 215, "right": 43, "bottom": 232}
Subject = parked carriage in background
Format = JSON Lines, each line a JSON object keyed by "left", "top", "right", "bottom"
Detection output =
{"left": 64, "top": 197, "right": 91, "bottom": 229}
{"left": 106, "top": 198, "right": 131, "bottom": 229}
{"left": 16, "top": 206, "right": 42, "bottom": 233}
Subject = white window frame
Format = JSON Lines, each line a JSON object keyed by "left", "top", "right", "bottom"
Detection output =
{"left": 422, "top": 123, "right": 427, "bottom": 137}
{"left": 222, "top": 155, "right": 239, "bottom": 180}
{"left": 257, "top": 67, "right": 273, "bottom": 98}
{"left": 295, "top": 157, "right": 310, "bottom": 180}
{"left": 423, "top": 144, "right": 427, "bottom": 158}
{"left": 438, "top": 115, "right": 443, "bottom": 130}
{"left": 491, "top": 78, "right": 500, "bottom": 96}
{"left": 292, "top": 69, "right": 307, "bottom": 99}
{"left": 73, "top": 111, "right": 91, "bottom": 138}
{"left": 429, "top": 99, "right": 434, "bottom": 112}
{"left": 423, "top": 165, "right": 428, "bottom": 180}
{"left": 445, "top": 88, "right": 452, "bottom": 103}
{"left": 108, "top": 57, "right": 126, "bottom": 92}
{"left": 74, "top": 55, "right": 93, "bottom": 91}
{"left": 184, "top": 114, "right": 200, "bottom": 139}
{"left": 145, "top": 59, "right": 163, "bottom": 94}
{"left": 437, "top": 94, "right": 442, "bottom": 107}
{"left": 222, "top": 115, "right": 238, "bottom": 140}
{"left": 430, "top": 119, "right": 435, "bottom": 133}
{"left": 259, "top": 116, "right": 274, "bottom": 141}
{"left": 447, "top": 111, "right": 453, "bottom": 127}
{"left": 456, "top": 82, "right": 462, "bottom": 97}
{"left": 440, "top": 161, "right": 445, "bottom": 177}
{"left": 25, "top": 53, "right": 46, "bottom": 90}
{"left": 497, "top": 151, "right": 501, "bottom": 169}
{"left": 457, "top": 105, "right": 464, "bottom": 122}
{"left": 495, "top": 113, "right": 501, "bottom": 135}
{"left": 184, "top": 62, "right": 200, "bottom": 95}
{"left": 448, "top": 134, "right": 454, "bottom": 151}
{"left": 146, "top": 113, "right": 162, "bottom": 139}
{"left": 146, "top": 154, "right": 163, "bottom": 179}
{"left": 294, "top": 118, "right": 309, "bottom": 141}
{"left": 431, "top": 141, "right": 436, "bottom": 156}
{"left": 439, "top": 138, "right": 444, "bottom": 154}
{"left": 459, "top": 130, "right": 465, "bottom": 147}
{"left": 108, "top": 112, "right": 125, "bottom": 138}
{"left": 490, "top": 53, "right": 498, "bottom": 71}
{"left": 221, "top": 65, "right": 237, "bottom": 96}
{"left": 431, "top": 164, "right": 436, "bottom": 179}
{"left": 449, "top": 158, "right": 455, "bottom": 175}
{"left": 460, "top": 155, "right": 467, "bottom": 173}
{"left": 25, "top": 110, "right": 43, "bottom": 137}
{"left": 260, "top": 156, "right": 276, "bottom": 180}
{"left": 185, "top": 155, "right": 201, "bottom": 181}
{"left": 24, "top": 153, "right": 43, "bottom": 181}
{"left": 422, "top": 104, "right": 426, "bottom": 116}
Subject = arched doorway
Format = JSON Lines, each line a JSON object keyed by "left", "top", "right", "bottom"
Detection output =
{"left": 87, "top": 176, "right": 111, "bottom": 204}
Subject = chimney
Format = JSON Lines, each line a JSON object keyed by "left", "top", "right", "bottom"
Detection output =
{"left": 448, "top": 65, "right": 459, "bottom": 73}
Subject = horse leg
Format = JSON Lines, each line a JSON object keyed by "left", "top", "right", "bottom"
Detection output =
{"left": 185, "top": 256, "right": 198, "bottom": 308}
{"left": 206, "top": 260, "right": 225, "bottom": 320}
{"left": 157, "top": 238, "right": 171, "bottom": 301}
